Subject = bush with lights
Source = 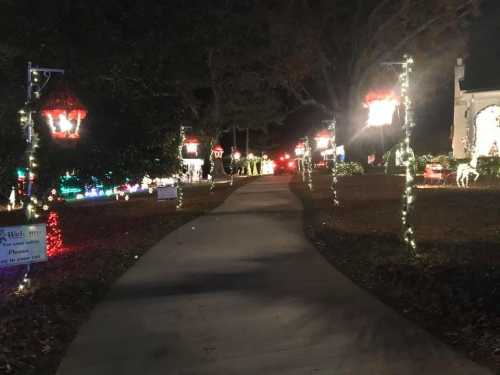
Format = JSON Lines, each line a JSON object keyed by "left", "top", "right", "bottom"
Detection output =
{"left": 335, "top": 162, "right": 365, "bottom": 176}
{"left": 477, "top": 157, "right": 500, "bottom": 178}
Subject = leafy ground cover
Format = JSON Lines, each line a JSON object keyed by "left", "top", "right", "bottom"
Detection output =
{"left": 291, "top": 172, "right": 500, "bottom": 373}
{"left": 0, "top": 178, "right": 253, "bottom": 375}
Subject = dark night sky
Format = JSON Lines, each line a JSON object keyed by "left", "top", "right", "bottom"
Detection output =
{"left": 403, "top": 0, "right": 500, "bottom": 155}
{"left": 275, "top": 0, "right": 500, "bottom": 158}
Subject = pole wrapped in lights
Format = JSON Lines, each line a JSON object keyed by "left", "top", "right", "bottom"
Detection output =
{"left": 295, "top": 141, "right": 306, "bottom": 180}
{"left": 17, "top": 62, "right": 66, "bottom": 292}
{"left": 209, "top": 139, "right": 216, "bottom": 192}
{"left": 304, "top": 136, "right": 313, "bottom": 191}
{"left": 400, "top": 55, "right": 417, "bottom": 255}
{"left": 328, "top": 120, "right": 339, "bottom": 206}
{"left": 230, "top": 147, "right": 235, "bottom": 186}
{"left": 176, "top": 126, "right": 185, "bottom": 209}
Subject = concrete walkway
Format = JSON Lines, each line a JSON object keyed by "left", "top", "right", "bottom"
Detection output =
{"left": 57, "top": 176, "right": 491, "bottom": 375}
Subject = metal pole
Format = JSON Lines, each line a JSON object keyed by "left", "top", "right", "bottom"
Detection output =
{"left": 209, "top": 138, "right": 215, "bottom": 192}
{"left": 176, "top": 125, "right": 185, "bottom": 208}
{"left": 400, "top": 55, "right": 417, "bottom": 256}
{"left": 305, "top": 136, "right": 313, "bottom": 191}
{"left": 20, "top": 62, "right": 64, "bottom": 291}
{"left": 245, "top": 128, "right": 249, "bottom": 157}
{"left": 233, "top": 125, "right": 237, "bottom": 149}
{"left": 328, "top": 119, "right": 339, "bottom": 206}
{"left": 230, "top": 147, "right": 234, "bottom": 186}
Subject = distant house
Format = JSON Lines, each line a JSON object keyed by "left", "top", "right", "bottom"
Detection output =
{"left": 452, "top": 58, "right": 500, "bottom": 158}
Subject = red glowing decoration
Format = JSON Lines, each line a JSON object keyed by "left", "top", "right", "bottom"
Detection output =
{"left": 315, "top": 129, "right": 333, "bottom": 150}
{"left": 212, "top": 144, "right": 224, "bottom": 158}
{"left": 295, "top": 142, "right": 305, "bottom": 156}
{"left": 184, "top": 137, "right": 200, "bottom": 155}
{"left": 46, "top": 211, "right": 64, "bottom": 257}
{"left": 364, "top": 90, "right": 399, "bottom": 127}
{"left": 41, "top": 86, "right": 87, "bottom": 140}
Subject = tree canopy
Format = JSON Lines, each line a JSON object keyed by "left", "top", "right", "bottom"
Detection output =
{"left": 0, "top": 0, "right": 481, "bottom": 193}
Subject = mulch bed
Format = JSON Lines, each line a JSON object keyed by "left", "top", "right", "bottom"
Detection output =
{"left": 0, "top": 179, "right": 253, "bottom": 375}
{"left": 290, "top": 172, "right": 500, "bottom": 374}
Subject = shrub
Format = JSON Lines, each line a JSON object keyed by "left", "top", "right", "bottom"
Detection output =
{"left": 335, "top": 161, "right": 364, "bottom": 176}
{"left": 416, "top": 154, "right": 433, "bottom": 172}
{"left": 431, "top": 154, "right": 455, "bottom": 170}
{"left": 477, "top": 157, "right": 500, "bottom": 178}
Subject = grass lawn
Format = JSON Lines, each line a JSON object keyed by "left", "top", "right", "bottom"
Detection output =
{"left": 0, "top": 178, "right": 254, "bottom": 375}
{"left": 291, "top": 171, "right": 500, "bottom": 373}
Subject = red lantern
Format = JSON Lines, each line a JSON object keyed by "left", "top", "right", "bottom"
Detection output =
{"left": 233, "top": 149, "right": 241, "bottom": 161}
{"left": 212, "top": 144, "right": 224, "bottom": 158}
{"left": 184, "top": 137, "right": 200, "bottom": 155}
{"left": 295, "top": 142, "right": 305, "bottom": 156}
{"left": 41, "top": 86, "right": 87, "bottom": 140}
{"left": 364, "top": 90, "right": 399, "bottom": 127}
{"left": 314, "top": 129, "right": 332, "bottom": 150}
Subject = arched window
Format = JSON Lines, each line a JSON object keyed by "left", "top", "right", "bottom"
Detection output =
{"left": 475, "top": 105, "right": 500, "bottom": 156}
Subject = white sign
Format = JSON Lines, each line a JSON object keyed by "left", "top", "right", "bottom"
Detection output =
{"left": 0, "top": 224, "right": 47, "bottom": 268}
{"left": 157, "top": 186, "right": 177, "bottom": 201}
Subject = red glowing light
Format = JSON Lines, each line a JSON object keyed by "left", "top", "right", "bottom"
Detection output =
{"left": 41, "top": 86, "right": 87, "bottom": 140}
{"left": 212, "top": 144, "right": 224, "bottom": 158}
{"left": 364, "top": 90, "right": 398, "bottom": 104}
{"left": 288, "top": 161, "right": 295, "bottom": 168}
{"left": 315, "top": 129, "right": 333, "bottom": 149}
{"left": 184, "top": 137, "right": 200, "bottom": 154}
{"left": 46, "top": 211, "right": 64, "bottom": 257}
{"left": 295, "top": 142, "right": 305, "bottom": 156}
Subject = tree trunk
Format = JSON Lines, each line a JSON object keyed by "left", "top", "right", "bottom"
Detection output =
{"left": 233, "top": 125, "right": 237, "bottom": 149}
{"left": 246, "top": 128, "right": 249, "bottom": 156}
{"left": 208, "top": 48, "right": 221, "bottom": 125}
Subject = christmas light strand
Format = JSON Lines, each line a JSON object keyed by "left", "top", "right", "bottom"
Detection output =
{"left": 46, "top": 211, "right": 63, "bottom": 256}
{"left": 209, "top": 139, "right": 215, "bottom": 192}
{"left": 230, "top": 147, "right": 234, "bottom": 186}
{"left": 328, "top": 120, "right": 339, "bottom": 206}
{"left": 176, "top": 126, "right": 185, "bottom": 209}
{"left": 400, "top": 55, "right": 418, "bottom": 256}
{"left": 305, "top": 136, "right": 313, "bottom": 191}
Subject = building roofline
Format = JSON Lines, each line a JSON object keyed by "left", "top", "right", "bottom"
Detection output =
{"left": 463, "top": 87, "right": 500, "bottom": 94}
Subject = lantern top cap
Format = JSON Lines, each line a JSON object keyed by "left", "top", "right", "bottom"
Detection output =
{"left": 364, "top": 90, "right": 398, "bottom": 104}
{"left": 212, "top": 144, "right": 224, "bottom": 151}
{"left": 184, "top": 136, "right": 200, "bottom": 144}
{"left": 315, "top": 129, "right": 332, "bottom": 139}
{"left": 41, "top": 85, "right": 87, "bottom": 113}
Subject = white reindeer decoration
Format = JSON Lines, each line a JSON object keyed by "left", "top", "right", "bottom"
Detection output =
{"left": 456, "top": 152, "right": 480, "bottom": 188}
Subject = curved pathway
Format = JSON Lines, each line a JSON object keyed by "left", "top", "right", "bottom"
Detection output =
{"left": 57, "top": 176, "right": 491, "bottom": 375}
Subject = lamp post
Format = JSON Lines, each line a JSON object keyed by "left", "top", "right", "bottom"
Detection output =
{"left": 210, "top": 143, "right": 224, "bottom": 192}
{"left": 230, "top": 146, "right": 235, "bottom": 186}
{"left": 316, "top": 124, "right": 338, "bottom": 205}
{"left": 17, "top": 63, "right": 64, "bottom": 292}
{"left": 22, "top": 62, "right": 64, "bottom": 222}
{"left": 321, "top": 119, "right": 339, "bottom": 207}
{"left": 304, "top": 136, "right": 313, "bottom": 191}
{"left": 176, "top": 125, "right": 186, "bottom": 208}
{"left": 378, "top": 55, "right": 417, "bottom": 255}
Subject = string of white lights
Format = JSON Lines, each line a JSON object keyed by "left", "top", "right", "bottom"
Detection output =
{"left": 400, "top": 55, "right": 418, "bottom": 255}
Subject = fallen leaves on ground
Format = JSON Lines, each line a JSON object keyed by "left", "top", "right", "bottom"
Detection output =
{"left": 291, "top": 172, "right": 500, "bottom": 373}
